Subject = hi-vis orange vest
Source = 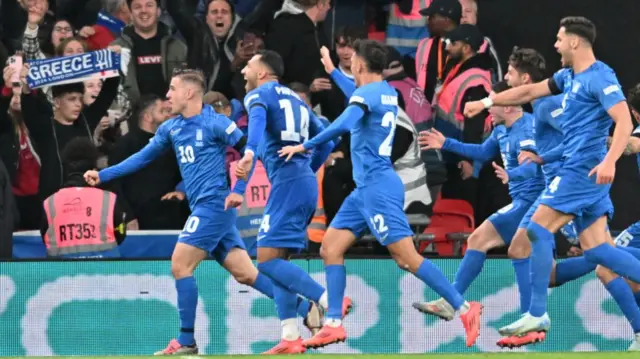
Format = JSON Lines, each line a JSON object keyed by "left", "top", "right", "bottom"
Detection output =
{"left": 306, "top": 165, "right": 326, "bottom": 243}
{"left": 386, "top": 0, "right": 431, "bottom": 57}
{"left": 229, "top": 160, "right": 269, "bottom": 239}
{"left": 415, "top": 37, "right": 489, "bottom": 91}
{"left": 43, "top": 187, "right": 117, "bottom": 257}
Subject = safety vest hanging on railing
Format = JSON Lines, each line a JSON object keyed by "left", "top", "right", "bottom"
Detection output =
{"left": 229, "top": 160, "right": 270, "bottom": 240}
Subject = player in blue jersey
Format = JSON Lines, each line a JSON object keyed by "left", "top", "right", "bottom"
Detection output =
{"left": 415, "top": 81, "right": 545, "bottom": 322}
{"left": 279, "top": 39, "right": 483, "bottom": 349}
{"left": 84, "top": 69, "right": 320, "bottom": 355}
{"left": 233, "top": 50, "right": 350, "bottom": 354}
{"left": 464, "top": 17, "right": 640, "bottom": 344}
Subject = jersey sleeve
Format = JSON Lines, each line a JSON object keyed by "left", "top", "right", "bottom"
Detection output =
{"left": 244, "top": 89, "right": 268, "bottom": 154}
{"left": 549, "top": 69, "right": 569, "bottom": 95}
{"left": 211, "top": 114, "right": 246, "bottom": 148}
{"left": 589, "top": 70, "right": 626, "bottom": 111}
{"left": 348, "top": 86, "right": 377, "bottom": 112}
{"left": 517, "top": 123, "right": 537, "bottom": 154}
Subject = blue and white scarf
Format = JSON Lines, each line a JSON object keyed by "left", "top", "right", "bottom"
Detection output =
{"left": 26, "top": 48, "right": 130, "bottom": 89}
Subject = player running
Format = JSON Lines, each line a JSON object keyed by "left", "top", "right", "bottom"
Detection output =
{"left": 234, "top": 50, "right": 351, "bottom": 354}
{"left": 464, "top": 16, "right": 640, "bottom": 343}
{"left": 415, "top": 81, "right": 545, "bottom": 324}
{"left": 84, "top": 69, "right": 320, "bottom": 355}
{"left": 279, "top": 39, "right": 483, "bottom": 349}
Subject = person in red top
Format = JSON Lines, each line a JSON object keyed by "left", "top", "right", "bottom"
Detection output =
{"left": 80, "top": 0, "right": 131, "bottom": 50}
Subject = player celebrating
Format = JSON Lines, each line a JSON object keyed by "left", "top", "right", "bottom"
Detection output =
{"left": 279, "top": 39, "right": 482, "bottom": 349}
{"left": 84, "top": 69, "right": 319, "bottom": 355}
{"left": 234, "top": 50, "right": 349, "bottom": 354}
{"left": 464, "top": 16, "right": 640, "bottom": 340}
{"left": 415, "top": 81, "right": 545, "bottom": 325}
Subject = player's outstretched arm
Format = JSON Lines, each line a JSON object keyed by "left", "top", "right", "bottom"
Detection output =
{"left": 308, "top": 113, "right": 336, "bottom": 172}
{"left": 421, "top": 128, "right": 499, "bottom": 164}
{"left": 506, "top": 161, "right": 538, "bottom": 181}
{"left": 329, "top": 69, "right": 356, "bottom": 98}
{"left": 464, "top": 80, "right": 553, "bottom": 117}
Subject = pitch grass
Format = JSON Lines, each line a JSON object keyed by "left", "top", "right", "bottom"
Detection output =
{"left": 3, "top": 353, "right": 638, "bottom": 359}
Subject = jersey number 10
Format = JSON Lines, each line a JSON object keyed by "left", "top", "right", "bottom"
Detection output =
{"left": 280, "top": 99, "right": 309, "bottom": 143}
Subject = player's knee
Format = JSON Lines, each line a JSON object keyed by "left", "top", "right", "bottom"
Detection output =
{"left": 507, "top": 239, "right": 531, "bottom": 259}
{"left": 233, "top": 271, "right": 255, "bottom": 286}
{"left": 319, "top": 244, "right": 340, "bottom": 262}
{"left": 595, "top": 265, "right": 616, "bottom": 283}
{"left": 171, "top": 261, "right": 193, "bottom": 279}
{"left": 466, "top": 231, "right": 493, "bottom": 252}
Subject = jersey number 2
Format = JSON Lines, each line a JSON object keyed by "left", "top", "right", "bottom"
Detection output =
{"left": 280, "top": 99, "right": 309, "bottom": 142}
{"left": 379, "top": 112, "right": 396, "bottom": 156}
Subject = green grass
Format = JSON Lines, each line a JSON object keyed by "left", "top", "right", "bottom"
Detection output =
{"left": 2, "top": 353, "right": 638, "bottom": 359}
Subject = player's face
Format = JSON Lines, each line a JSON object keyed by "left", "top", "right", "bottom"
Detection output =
{"left": 445, "top": 40, "right": 465, "bottom": 60}
{"left": 488, "top": 91, "right": 506, "bottom": 125}
{"left": 241, "top": 55, "right": 261, "bottom": 92}
{"left": 130, "top": 0, "right": 160, "bottom": 33}
{"left": 505, "top": 65, "right": 527, "bottom": 88}
{"left": 166, "top": 77, "right": 187, "bottom": 115}
{"left": 350, "top": 52, "right": 364, "bottom": 86}
{"left": 55, "top": 93, "right": 83, "bottom": 122}
{"left": 206, "top": 0, "right": 233, "bottom": 39}
{"left": 554, "top": 27, "right": 574, "bottom": 68}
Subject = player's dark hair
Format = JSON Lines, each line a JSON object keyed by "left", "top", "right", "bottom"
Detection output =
{"left": 52, "top": 82, "right": 85, "bottom": 98}
{"left": 352, "top": 39, "right": 388, "bottom": 75}
{"left": 560, "top": 16, "right": 596, "bottom": 46}
{"left": 628, "top": 84, "right": 640, "bottom": 114}
{"left": 256, "top": 50, "right": 285, "bottom": 79}
{"left": 172, "top": 68, "right": 206, "bottom": 93}
{"left": 126, "top": 0, "right": 160, "bottom": 9}
{"left": 132, "top": 93, "right": 162, "bottom": 124}
{"left": 335, "top": 25, "right": 368, "bottom": 46}
{"left": 288, "top": 82, "right": 311, "bottom": 100}
{"left": 492, "top": 81, "right": 510, "bottom": 94}
{"left": 61, "top": 137, "right": 100, "bottom": 174}
{"left": 508, "top": 47, "right": 546, "bottom": 83}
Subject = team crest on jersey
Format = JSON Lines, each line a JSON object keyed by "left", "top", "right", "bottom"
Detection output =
{"left": 195, "top": 129, "right": 203, "bottom": 147}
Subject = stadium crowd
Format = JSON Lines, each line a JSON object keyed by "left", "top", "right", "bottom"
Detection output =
{"left": 0, "top": 0, "right": 624, "bottom": 259}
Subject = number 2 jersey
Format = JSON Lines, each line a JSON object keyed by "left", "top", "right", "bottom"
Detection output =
{"left": 99, "top": 105, "right": 249, "bottom": 210}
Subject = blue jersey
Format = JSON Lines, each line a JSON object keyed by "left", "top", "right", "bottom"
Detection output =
{"left": 99, "top": 105, "right": 247, "bottom": 210}
{"left": 532, "top": 95, "right": 565, "bottom": 184}
{"left": 634, "top": 126, "right": 640, "bottom": 173}
{"left": 442, "top": 112, "right": 544, "bottom": 202}
{"left": 244, "top": 82, "right": 326, "bottom": 185}
{"left": 551, "top": 61, "right": 626, "bottom": 167}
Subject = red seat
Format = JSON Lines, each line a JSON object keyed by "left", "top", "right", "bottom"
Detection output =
{"left": 368, "top": 31, "right": 385, "bottom": 42}
{"left": 419, "top": 198, "right": 474, "bottom": 256}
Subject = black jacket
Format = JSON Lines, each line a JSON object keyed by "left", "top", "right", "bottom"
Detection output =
{"left": 107, "top": 126, "right": 187, "bottom": 229}
{"left": 265, "top": 12, "right": 330, "bottom": 86}
{"left": 20, "top": 76, "right": 119, "bottom": 200}
{"left": 0, "top": 93, "right": 39, "bottom": 183}
{"left": 0, "top": 160, "right": 18, "bottom": 258}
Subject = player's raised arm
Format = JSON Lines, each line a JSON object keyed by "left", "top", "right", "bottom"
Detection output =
{"left": 464, "top": 80, "right": 555, "bottom": 118}
{"left": 86, "top": 122, "right": 171, "bottom": 186}
{"left": 419, "top": 128, "right": 499, "bottom": 164}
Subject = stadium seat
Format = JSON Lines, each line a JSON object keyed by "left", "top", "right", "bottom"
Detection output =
{"left": 419, "top": 198, "right": 474, "bottom": 256}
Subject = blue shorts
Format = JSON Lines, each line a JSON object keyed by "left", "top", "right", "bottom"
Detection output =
{"left": 488, "top": 199, "right": 532, "bottom": 244}
{"left": 539, "top": 159, "right": 613, "bottom": 234}
{"left": 615, "top": 221, "right": 640, "bottom": 248}
{"left": 520, "top": 195, "right": 579, "bottom": 245}
{"left": 330, "top": 175, "right": 413, "bottom": 245}
{"left": 257, "top": 176, "right": 317, "bottom": 252}
{"left": 178, "top": 203, "right": 246, "bottom": 264}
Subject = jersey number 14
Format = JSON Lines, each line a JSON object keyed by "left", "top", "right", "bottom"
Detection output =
{"left": 280, "top": 99, "right": 309, "bottom": 142}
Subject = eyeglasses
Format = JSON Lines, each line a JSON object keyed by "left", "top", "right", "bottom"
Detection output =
{"left": 54, "top": 26, "right": 73, "bottom": 33}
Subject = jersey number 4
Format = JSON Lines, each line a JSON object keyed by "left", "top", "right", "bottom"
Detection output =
{"left": 280, "top": 99, "right": 309, "bottom": 142}
{"left": 379, "top": 112, "right": 397, "bottom": 156}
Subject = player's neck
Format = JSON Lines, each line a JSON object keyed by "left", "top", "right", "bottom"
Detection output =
{"left": 257, "top": 78, "right": 278, "bottom": 88}
{"left": 504, "top": 112, "right": 523, "bottom": 128}
{"left": 572, "top": 49, "right": 597, "bottom": 74}
{"left": 358, "top": 73, "right": 384, "bottom": 86}
{"left": 181, "top": 101, "right": 203, "bottom": 119}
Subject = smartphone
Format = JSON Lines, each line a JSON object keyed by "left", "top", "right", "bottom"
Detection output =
{"left": 243, "top": 32, "right": 256, "bottom": 48}
{"left": 9, "top": 55, "right": 22, "bottom": 85}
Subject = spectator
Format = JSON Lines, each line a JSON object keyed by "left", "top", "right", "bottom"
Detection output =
{"left": 459, "top": 0, "right": 502, "bottom": 82}
{"left": 23, "top": 1, "right": 74, "bottom": 60}
{"left": 80, "top": 0, "right": 132, "bottom": 51}
{"left": 167, "top": 0, "right": 245, "bottom": 100}
{"left": 108, "top": 94, "right": 187, "bottom": 230}
{"left": 3, "top": 0, "right": 55, "bottom": 53}
{"left": 17, "top": 59, "right": 119, "bottom": 202}
{"left": 112, "top": 0, "right": 187, "bottom": 105}
{"left": 265, "top": 0, "right": 331, "bottom": 87}
{"left": 0, "top": 159, "right": 18, "bottom": 258}
{"left": 41, "top": 138, "right": 127, "bottom": 258}
{"left": 1, "top": 65, "right": 41, "bottom": 230}
{"left": 55, "top": 36, "right": 88, "bottom": 56}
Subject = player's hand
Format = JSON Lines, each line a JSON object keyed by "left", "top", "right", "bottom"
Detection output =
{"left": 518, "top": 150, "right": 543, "bottom": 165}
{"left": 320, "top": 46, "right": 335, "bottom": 74}
{"left": 278, "top": 144, "right": 305, "bottom": 162}
{"left": 224, "top": 192, "right": 243, "bottom": 210}
{"left": 492, "top": 161, "right": 509, "bottom": 184}
{"left": 161, "top": 191, "right": 185, "bottom": 201}
{"left": 310, "top": 78, "right": 332, "bottom": 92}
{"left": 463, "top": 100, "right": 485, "bottom": 117}
{"left": 459, "top": 160, "right": 474, "bottom": 180}
{"left": 418, "top": 129, "right": 446, "bottom": 150}
{"left": 236, "top": 152, "right": 254, "bottom": 180}
{"left": 84, "top": 170, "right": 101, "bottom": 186}
{"left": 589, "top": 159, "right": 616, "bottom": 184}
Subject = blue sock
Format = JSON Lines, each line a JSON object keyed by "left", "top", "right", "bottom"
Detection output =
{"left": 554, "top": 257, "right": 597, "bottom": 286}
{"left": 251, "top": 272, "right": 274, "bottom": 298}
{"left": 605, "top": 277, "right": 640, "bottom": 333}
{"left": 452, "top": 249, "right": 486, "bottom": 295}
{"left": 634, "top": 291, "right": 640, "bottom": 307}
{"left": 584, "top": 244, "right": 640, "bottom": 284}
{"left": 297, "top": 298, "right": 311, "bottom": 318}
{"left": 176, "top": 276, "right": 198, "bottom": 346}
{"left": 527, "top": 222, "right": 555, "bottom": 317}
{"left": 415, "top": 259, "right": 464, "bottom": 310}
{"left": 257, "top": 259, "right": 325, "bottom": 302}
{"left": 512, "top": 258, "right": 531, "bottom": 314}
{"left": 326, "top": 265, "right": 346, "bottom": 320}
{"left": 272, "top": 280, "right": 299, "bottom": 320}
